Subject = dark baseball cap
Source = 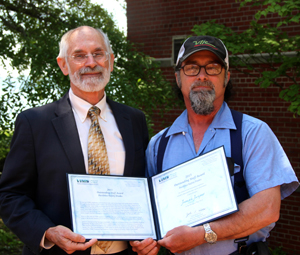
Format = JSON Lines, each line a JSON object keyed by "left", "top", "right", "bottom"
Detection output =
{"left": 175, "top": 35, "right": 229, "bottom": 71}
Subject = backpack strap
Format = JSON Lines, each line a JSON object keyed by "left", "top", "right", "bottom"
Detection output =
{"left": 156, "top": 109, "right": 249, "bottom": 204}
{"left": 157, "top": 127, "right": 170, "bottom": 174}
{"left": 230, "top": 109, "right": 249, "bottom": 204}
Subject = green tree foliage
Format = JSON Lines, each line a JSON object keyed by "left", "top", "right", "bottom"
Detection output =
{"left": 0, "top": 219, "right": 23, "bottom": 255}
{"left": 191, "top": 0, "right": 300, "bottom": 115}
{"left": 0, "top": 0, "right": 174, "bottom": 130}
{"left": 0, "top": 0, "right": 175, "bottom": 159}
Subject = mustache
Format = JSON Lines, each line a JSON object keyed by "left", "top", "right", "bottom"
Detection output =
{"left": 78, "top": 66, "right": 105, "bottom": 75}
{"left": 191, "top": 80, "right": 215, "bottom": 90}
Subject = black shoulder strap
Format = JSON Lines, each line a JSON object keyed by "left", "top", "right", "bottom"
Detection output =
{"left": 230, "top": 109, "right": 243, "bottom": 169}
{"left": 230, "top": 109, "right": 249, "bottom": 204}
{"left": 157, "top": 109, "right": 249, "bottom": 203}
{"left": 157, "top": 127, "right": 170, "bottom": 174}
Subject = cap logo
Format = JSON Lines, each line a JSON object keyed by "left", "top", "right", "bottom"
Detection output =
{"left": 193, "top": 40, "right": 218, "bottom": 50}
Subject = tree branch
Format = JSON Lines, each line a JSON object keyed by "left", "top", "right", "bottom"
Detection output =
{"left": 0, "top": 0, "right": 66, "bottom": 26}
{"left": 0, "top": 14, "right": 27, "bottom": 38}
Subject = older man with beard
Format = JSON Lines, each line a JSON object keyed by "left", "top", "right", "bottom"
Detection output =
{"left": 0, "top": 26, "right": 149, "bottom": 255}
{"left": 130, "top": 36, "right": 298, "bottom": 255}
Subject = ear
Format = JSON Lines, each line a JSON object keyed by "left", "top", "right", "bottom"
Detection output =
{"left": 57, "top": 57, "right": 69, "bottom": 76}
{"left": 226, "top": 71, "right": 231, "bottom": 85}
{"left": 109, "top": 53, "right": 115, "bottom": 72}
{"left": 175, "top": 72, "right": 180, "bottom": 88}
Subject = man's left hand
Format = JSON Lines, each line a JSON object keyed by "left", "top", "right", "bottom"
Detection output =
{"left": 130, "top": 238, "right": 160, "bottom": 255}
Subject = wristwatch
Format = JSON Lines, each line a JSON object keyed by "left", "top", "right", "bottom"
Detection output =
{"left": 203, "top": 223, "right": 217, "bottom": 244}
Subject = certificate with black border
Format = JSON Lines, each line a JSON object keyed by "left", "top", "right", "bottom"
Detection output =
{"left": 67, "top": 146, "right": 238, "bottom": 241}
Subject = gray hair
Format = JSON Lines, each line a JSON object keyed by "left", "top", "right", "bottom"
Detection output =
{"left": 57, "top": 26, "right": 113, "bottom": 58}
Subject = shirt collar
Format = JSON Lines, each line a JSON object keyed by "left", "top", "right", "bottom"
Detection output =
{"left": 167, "top": 102, "right": 237, "bottom": 136}
{"left": 69, "top": 88, "right": 108, "bottom": 123}
{"left": 210, "top": 102, "right": 237, "bottom": 130}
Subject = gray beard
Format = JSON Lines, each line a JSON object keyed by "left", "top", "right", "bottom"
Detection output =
{"left": 68, "top": 65, "right": 110, "bottom": 92}
{"left": 189, "top": 81, "right": 215, "bottom": 115}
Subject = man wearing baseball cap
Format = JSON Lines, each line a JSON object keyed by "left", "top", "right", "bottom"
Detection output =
{"left": 130, "top": 35, "right": 298, "bottom": 255}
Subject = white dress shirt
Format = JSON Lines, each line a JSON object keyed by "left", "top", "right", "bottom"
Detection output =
{"left": 69, "top": 89, "right": 127, "bottom": 254}
{"left": 41, "top": 89, "right": 127, "bottom": 254}
{"left": 69, "top": 89, "right": 125, "bottom": 176}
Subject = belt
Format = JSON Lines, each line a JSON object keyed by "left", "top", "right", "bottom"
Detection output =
{"left": 109, "top": 249, "right": 128, "bottom": 255}
{"left": 92, "top": 249, "right": 128, "bottom": 255}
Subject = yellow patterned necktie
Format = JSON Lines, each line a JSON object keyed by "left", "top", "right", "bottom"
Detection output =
{"left": 88, "top": 106, "right": 110, "bottom": 175}
{"left": 87, "top": 106, "right": 112, "bottom": 253}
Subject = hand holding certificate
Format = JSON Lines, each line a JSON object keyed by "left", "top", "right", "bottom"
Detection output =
{"left": 67, "top": 146, "right": 238, "bottom": 240}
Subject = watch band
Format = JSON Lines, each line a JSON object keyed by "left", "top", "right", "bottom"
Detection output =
{"left": 203, "top": 223, "right": 211, "bottom": 232}
{"left": 203, "top": 223, "right": 217, "bottom": 244}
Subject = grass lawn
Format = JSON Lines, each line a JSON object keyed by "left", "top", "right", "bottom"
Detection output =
{"left": 0, "top": 219, "right": 23, "bottom": 255}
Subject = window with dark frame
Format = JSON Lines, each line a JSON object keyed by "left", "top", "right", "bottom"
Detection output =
{"left": 173, "top": 36, "right": 186, "bottom": 65}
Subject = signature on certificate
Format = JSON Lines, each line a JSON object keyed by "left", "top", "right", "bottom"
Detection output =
{"left": 181, "top": 193, "right": 205, "bottom": 206}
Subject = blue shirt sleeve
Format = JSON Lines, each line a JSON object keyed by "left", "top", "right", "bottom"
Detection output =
{"left": 241, "top": 114, "right": 299, "bottom": 199}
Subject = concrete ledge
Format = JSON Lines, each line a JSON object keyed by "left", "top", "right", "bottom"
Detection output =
{"left": 230, "top": 51, "right": 298, "bottom": 64}
{"left": 153, "top": 58, "right": 173, "bottom": 67}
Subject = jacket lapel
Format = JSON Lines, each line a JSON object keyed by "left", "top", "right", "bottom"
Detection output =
{"left": 107, "top": 98, "right": 135, "bottom": 177}
{"left": 52, "top": 93, "right": 86, "bottom": 174}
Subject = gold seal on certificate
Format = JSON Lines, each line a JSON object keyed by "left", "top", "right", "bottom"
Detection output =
{"left": 67, "top": 146, "right": 238, "bottom": 240}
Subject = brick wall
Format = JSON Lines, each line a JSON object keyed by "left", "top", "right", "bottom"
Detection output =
{"left": 126, "top": 0, "right": 300, "bottom": 254}
{"left": 128, "top": 0, "right": 300, "bottom": 58}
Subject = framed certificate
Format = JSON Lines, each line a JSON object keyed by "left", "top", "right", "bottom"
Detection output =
{"left": 67, "top": 146, "right": 238, "bottom": 240}
{"left": 149, "top": 146, "right": 238, "bottom": 239}
{"left": 67, "top": 174, "right": 157, "bottom": 240}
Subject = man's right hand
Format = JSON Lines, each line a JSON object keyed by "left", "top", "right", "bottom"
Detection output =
{"left": 130, "top": 238, "right": 160, "bottom": 255}
{"left": 45, "top": 225, "right": 97, "bottom": 254}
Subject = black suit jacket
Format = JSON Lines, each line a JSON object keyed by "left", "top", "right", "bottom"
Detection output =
{"left": 0, "top": 93, "right": 149, "bottom": 255}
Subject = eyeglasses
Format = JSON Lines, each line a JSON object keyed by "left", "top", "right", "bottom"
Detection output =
{"left": 178, "top": 63, "right": 223, "bottom": 76}
{"left": 68, "top": 51, "right": 110, "bottom": 64}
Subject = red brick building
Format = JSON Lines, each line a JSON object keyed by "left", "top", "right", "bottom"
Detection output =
{"left": 126, "top": 0, "right": 300, "bottom": 254}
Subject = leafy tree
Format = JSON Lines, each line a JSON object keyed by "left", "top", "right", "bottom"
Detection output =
{"left": 191, "top": 0, "right": 300, "bottom": 115}
{"left": 0, "top": 0, "right": 175, "bottom": 160}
